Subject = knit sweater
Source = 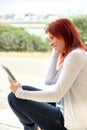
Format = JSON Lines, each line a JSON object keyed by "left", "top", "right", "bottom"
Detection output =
{"left": 15, "top": 48, "right": 87, "bottom": 130}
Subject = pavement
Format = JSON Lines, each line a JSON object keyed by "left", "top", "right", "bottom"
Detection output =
{"left": 0, "top": 56, "right": 48, "bottom": 130}
{"left": 0, "top": 108, "right": 22, "bottom": 130}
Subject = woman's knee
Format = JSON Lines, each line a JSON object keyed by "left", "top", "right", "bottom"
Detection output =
{"left": 8, "top": 92, "right": 19, "bottom": 108}
{"left": 7, "top": 86, "right": 32, "bottom": 104}
{"left": 8, "top": 92, "right": 15, "bottom": 103}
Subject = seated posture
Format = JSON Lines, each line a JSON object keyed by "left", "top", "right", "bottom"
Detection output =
{"left": 8, "top": 18, "right": 87, "bottom": 130}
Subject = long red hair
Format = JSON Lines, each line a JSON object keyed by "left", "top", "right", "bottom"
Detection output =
{"left": 46, "top": 18, "right": 87, "bottom": 65}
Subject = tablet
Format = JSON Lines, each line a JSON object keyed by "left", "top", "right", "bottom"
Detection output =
{"left": 1, "top": 65, "right": 17, "bottom": 82}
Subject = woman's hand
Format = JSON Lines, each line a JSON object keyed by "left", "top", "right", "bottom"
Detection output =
{"left": 8, "top": 76, "right": 21, "bottom": 94}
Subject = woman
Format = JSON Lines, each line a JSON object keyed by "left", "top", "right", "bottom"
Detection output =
{"left": 8, "top": 18, "right": 87, "bottom": 130}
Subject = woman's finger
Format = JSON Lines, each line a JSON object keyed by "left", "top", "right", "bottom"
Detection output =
{"left": 8, "top": 76, "right": 16, "bottom": 84}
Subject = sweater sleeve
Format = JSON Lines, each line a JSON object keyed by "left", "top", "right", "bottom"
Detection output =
{"left": 44, "top": 49, "right": 61, "bottom": 85}
{"left": 15, "top": 50, "right": 84, "bottom": 102}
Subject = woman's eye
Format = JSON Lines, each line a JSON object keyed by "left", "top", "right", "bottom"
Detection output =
{"left": 50, "top": 36, "right": 54, "bottom": 40}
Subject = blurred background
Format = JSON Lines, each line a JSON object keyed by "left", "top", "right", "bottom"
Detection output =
{"left": 0, "top": 0, "right": 87, "bottom": 52}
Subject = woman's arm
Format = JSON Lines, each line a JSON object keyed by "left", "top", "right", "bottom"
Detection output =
{"left": 44, "top": 49, "right": 61, "bottom": 85}
{"left": 14, "top": 50, "right": 84, "bottom": 102}
{"left": 9, "top": 50, "right": 84, "bottom": 103}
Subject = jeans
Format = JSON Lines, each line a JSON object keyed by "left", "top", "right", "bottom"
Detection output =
{"left": 8, "top": 85, "right": 67, "bottom": 130}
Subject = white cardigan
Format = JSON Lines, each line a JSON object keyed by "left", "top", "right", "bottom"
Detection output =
{"left": 15, "top": 48, "right": 87, "bottom": 130}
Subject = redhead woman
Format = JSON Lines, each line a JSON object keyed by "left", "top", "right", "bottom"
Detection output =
{"left": 8, "top": 18, "right": 87, "bottom": 130}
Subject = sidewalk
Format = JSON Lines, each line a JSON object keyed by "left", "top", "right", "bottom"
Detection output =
{"left": 0, "top": 108, "right": 22, "bottom": 130}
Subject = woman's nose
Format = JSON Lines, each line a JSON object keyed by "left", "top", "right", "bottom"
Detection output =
{"left": 50, "top": 41, "right": 54, "bottom": 46}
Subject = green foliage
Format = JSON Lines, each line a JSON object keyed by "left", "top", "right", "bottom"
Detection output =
{"left": 72, "top": 15, "right": 87, "bottom": 45}
{"left": 0, "top": 26, "right": 31, "bottom": 51}
{"left": 0, "top": 25, "right": 49, "bottom": 52}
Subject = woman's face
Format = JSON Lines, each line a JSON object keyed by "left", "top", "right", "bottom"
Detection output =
{"left": 47, "top": 32, "right": 65, "bottom": 54}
